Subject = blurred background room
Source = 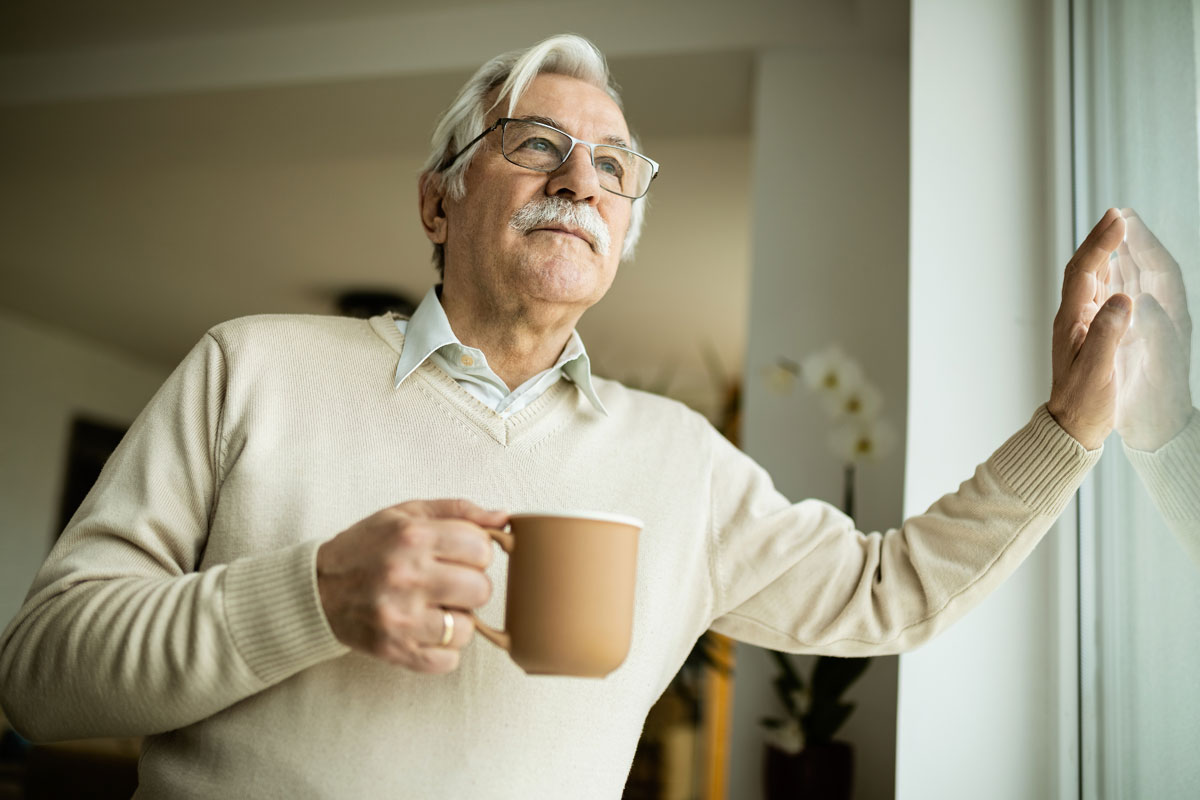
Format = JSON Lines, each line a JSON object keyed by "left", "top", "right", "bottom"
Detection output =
{"left": 1, "top": 1, "right": 1197, "bottom": 798}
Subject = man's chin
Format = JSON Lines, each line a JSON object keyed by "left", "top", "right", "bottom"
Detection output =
{"left": 515, "top": 257, "right": 614, "bottom": 308}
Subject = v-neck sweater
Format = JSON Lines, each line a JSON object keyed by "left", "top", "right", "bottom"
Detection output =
{"left": 0, "top": 312, "right": 1118, "bottom": 798}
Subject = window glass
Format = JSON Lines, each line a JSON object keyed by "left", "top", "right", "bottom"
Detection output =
{"left": 1074, "top": 1, "right": 1200, "bottom": 797}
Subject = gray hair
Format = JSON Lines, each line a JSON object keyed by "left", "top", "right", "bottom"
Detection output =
{"left": 421, "top": 34, "right": 648, "bottom": 275}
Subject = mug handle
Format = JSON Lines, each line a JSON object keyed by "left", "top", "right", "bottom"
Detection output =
{"left": 471, "top": 528, "right": 516, "bottom": 652}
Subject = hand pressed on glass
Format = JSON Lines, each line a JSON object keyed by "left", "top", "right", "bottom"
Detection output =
{"left": 1048, "top": 208, "right": 1134, "bottom": 449}
{"left": 1110, "top": 208, "right": 1194, "bottom": 451}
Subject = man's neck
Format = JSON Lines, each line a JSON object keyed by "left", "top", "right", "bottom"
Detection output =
{"left": 439, "top": 287, "right": 581, "bottom": 391}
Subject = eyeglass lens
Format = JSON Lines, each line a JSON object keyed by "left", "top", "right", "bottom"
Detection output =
{"left": 500, "top": 120, "right": 654, "bottom": 198}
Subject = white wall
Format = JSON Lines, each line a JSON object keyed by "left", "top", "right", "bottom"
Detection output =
{"left": 898, "top": 1, "right": 1071, "bottom": 798}
{"left": 737, "top": 43, "right": 910, "bottom": 800}
{"left": 0, "top": 310, "right": 168, "bottom": 626}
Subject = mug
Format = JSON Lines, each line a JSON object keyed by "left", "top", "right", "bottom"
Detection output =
{"left": 472, "top": 511, "right": 643, "bottom": 677}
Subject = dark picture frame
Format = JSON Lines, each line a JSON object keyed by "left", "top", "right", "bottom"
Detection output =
{"left": 55, "top": 415, "right": 128, "bottom": 540}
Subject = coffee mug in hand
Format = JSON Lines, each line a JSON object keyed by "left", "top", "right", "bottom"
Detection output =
{"left": 472, "top": 512, "right": 643, "bottom": 677}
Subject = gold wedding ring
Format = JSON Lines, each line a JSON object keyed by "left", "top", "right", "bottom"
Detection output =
{"left": 438, "top": 609, "right": 455, "bottom": 647}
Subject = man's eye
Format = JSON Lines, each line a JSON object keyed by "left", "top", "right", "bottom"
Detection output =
{"left": 596, "top": 157, "right": 624, "bottom": 178}
{"left": 520, "top": 137, "right": 558, "bottom": 154}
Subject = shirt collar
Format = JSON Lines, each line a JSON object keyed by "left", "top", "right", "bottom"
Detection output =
{"left": 392, "top": 286, "right": 460, "bottom": 388}
{"left": 557, "top": 333, "right": 608, "bottom": 415}
{"left": 393, "top": 286, "right": 608, "bottom": 415}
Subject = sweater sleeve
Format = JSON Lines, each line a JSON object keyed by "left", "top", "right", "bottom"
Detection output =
{"left": 1122, "top": 408, "right": 1200, "bottom": 566}
{"left": 0, "top": 332, "right": 348, "bottom": 742}
{"left": 707, "top": 405, "right": 1100, "bottom": 656}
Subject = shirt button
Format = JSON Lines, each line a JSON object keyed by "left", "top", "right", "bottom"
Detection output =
{"left": 460, "top": 355, "right": 475, "bottom": 367}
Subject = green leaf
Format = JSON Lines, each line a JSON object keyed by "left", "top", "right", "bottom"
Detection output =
{"left": 803, "top": 701, "right": 856, "bottom": 746}
{"left": 768, "top": 651, "right": 806, "bottom": 692}
{"left": 772, "top": 675, "right": 800, "bottom": 716}
{"left": 810, "top": 656, "right": 870, "bottom": 702}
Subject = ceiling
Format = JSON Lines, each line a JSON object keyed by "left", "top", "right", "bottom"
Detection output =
{"left": 0, "top": 1, "right": 500, "bottom": 54}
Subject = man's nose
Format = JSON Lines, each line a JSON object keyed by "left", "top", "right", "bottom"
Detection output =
{"left": 545, "top": 144, "right": 601, "bottom": 204}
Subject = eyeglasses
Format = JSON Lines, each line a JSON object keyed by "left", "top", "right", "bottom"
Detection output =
{"left": 438, "top": 117, "right": 659, "bottom": 199}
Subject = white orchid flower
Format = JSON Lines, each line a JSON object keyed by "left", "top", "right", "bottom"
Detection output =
{"left": 821, "top": 380, "right": 883, "bottom": 421}
{"left": 828, "top": 416, "right": 898, "bottom": 464}
{"left": 801, "top": 346, "right": 865, "bottom": 400}
{"left": 763, "top": 717, "right": 805, "bottom": 755}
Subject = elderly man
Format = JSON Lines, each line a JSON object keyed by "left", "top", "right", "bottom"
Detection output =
{"left": 1, "top": 34, "right": 1195, "bottom": 799}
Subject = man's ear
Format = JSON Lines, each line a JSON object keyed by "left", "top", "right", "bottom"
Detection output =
{"left": 418, "top": 172, "right": 448, "bottom": 245}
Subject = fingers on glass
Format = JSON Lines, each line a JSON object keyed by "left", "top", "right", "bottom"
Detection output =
{"left": 1118, "top": 214, "right": 1191, "bottom": 332}
{"left": 1063, "top": 212, "right": 1123, "bottom": 309}
{"left": 1123, "top": 212, "right": 1177, "bottom": 270}
{"left": 1115, "top": 242, "right": 1140, "bottom": 296}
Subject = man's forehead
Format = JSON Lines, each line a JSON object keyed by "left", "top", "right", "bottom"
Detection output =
{"left": 490, "top": 73, "right": 631, "bottom": 144}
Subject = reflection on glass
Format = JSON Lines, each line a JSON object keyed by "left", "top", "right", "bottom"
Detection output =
{"left": 1083, "top": 209, "right": 1200, "bottom": 798}
{"left": 1113, "top": 211, "right": 1194, "bottom": 453}
{"left": 1075, "top": 0, "right": 1200, "bottom": 796}
{"left": 1112, "top": 211, "right": 1200, "bottom": 564}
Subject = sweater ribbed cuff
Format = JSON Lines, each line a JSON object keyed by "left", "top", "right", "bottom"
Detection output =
{"left": 1123, "top": 408, "right": 1200, "bottom": 520}
{"left": 988, "top": 405, "right": 1102, "bottom": 516}
{"left": 223, "top": 538, "right": 349, "bottom": 686}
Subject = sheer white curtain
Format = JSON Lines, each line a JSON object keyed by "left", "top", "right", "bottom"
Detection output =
{"left": 1074, "top": 1, "right": 1200, "bottom": 797}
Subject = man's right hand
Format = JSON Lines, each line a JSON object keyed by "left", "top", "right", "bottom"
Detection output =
{"left": 316, "top": 499, "right": 508, "bottom": 673}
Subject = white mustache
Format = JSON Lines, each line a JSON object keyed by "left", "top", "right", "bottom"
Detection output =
{"left": 508, "top": 197, "right": 611, "bottom": 256}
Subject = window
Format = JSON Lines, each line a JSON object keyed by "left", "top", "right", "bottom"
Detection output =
{"left": 1073, "top": 1, "right": 1200, "bottom": 796}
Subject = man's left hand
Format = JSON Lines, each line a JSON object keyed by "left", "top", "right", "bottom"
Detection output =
{"left": 1048, "top": 208, "right": 1133, "bottom": 449}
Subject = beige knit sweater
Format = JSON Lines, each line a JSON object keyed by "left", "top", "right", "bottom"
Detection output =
{"left": 0, "top": 313, "right": 1131, "bottom": 798}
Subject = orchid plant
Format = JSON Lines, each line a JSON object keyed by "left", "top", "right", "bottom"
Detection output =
{"left": 759, "top": 345, "right": 896, "bottom": 754}
{"left": 767, "top": 345, "right": 897, "bottom": 516}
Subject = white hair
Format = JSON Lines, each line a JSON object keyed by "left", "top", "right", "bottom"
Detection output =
{"left": 422, "top": 34, "right": 649, "bottom": 275}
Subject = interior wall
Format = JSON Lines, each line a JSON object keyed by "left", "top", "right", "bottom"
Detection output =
{"left": 738, "top": 44, "right": 910, "bottom": 800}
{"left": 0, "top": 310, "right": 169, "bottom": 626}
{"left": 579, "top": 134, "right": 751, "bottom": 416}
{"left": 898, "top": 1, "right": 1068, "bottom": 798}
{"left": 0, "top": 130, "right": 751, "bottom": 419}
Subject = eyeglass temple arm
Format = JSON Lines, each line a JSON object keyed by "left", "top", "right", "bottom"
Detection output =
{"left": 437, "top": 120, "right": 505, "bottom": 172}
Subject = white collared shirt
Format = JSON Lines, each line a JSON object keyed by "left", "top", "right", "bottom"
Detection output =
{"left": 392, "top": 287, "right": 608, "bottom": 418}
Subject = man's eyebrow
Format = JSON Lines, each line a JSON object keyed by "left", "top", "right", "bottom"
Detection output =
{"left": 516, "top": 115, "right": 631, "bottom": 149}
{"left": 517, "top": 114, "right": 563, "bottom": 129}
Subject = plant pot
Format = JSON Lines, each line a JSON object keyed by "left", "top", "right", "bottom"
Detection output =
{"left": 763, "top": 741, "right": 854, "bottom": 800}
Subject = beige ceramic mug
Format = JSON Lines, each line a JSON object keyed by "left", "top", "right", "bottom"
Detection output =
{"left": 472, "top": 511, "right": 643, "bottom": 677}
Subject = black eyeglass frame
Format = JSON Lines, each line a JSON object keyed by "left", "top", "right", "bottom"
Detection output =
{"left": 437, "top": 117, "right": 660, "bottom": 199}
